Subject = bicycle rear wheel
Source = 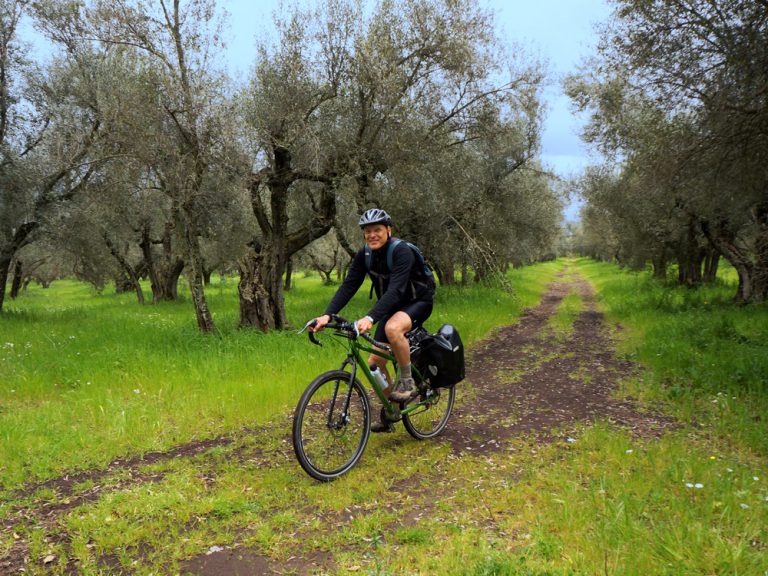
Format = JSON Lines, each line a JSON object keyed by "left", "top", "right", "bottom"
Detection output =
{"left": 292, "top": 370, "right": 371, "bottom": 482}
{"left": 402, "top": 385, "right": 455, "bottom": 440}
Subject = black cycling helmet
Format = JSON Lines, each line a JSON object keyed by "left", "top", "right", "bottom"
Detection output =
{"left": 358, "top": 208, "right": 392, "bottom": 228}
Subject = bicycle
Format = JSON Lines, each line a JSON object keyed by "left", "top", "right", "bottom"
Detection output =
{"left": 292, "top": 314, "right": 456, "bottom": 482}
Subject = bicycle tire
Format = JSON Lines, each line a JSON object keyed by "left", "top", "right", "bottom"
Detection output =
{"left": 292, "top": 370, "right": 371, "bottom": 482}
{"left": 402, "top": 385, "right": 455, "bottom": 440}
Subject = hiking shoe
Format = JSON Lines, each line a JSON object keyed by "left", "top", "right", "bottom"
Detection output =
{"left": 370, "top": 406, "right": 395, "bottom": 433}
{"left": 389, "top": 377, "right": 417, "bottom": 403}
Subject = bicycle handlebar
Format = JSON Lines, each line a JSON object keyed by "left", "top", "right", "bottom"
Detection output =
{"left": 299, "top": 315, "right": 391, "bottom": 351}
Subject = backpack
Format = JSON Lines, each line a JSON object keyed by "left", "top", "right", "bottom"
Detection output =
{"left": 363, "top": 238, "right": 436, "bottom": 299}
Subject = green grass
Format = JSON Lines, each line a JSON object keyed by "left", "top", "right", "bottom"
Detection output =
{"left": 3, "top": 258, "right": 766, "bottom": 575}
{"left": 577, "top": 257, "right": 768, "bottom": 456}
{"left": 0, "top": 262, "right": 559, "bottom": 491}
{"left": 547, "top": 291, "right": 582, "bottom": 339}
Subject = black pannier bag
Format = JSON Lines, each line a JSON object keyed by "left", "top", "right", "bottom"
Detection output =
{"left": 410, "top": 324, "right": 465, "bottom": 388}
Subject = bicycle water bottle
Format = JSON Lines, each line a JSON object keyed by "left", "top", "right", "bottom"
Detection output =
{"left": 370, "top": 366, "right": 389, "bottom": 390}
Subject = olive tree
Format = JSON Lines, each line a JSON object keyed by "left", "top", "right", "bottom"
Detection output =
{"left": 0, "top": 0, "right": 108, "bottom": 312}
{"left": 572, "top": 0, "right": 768, "bottom": 301}
{"left": 239, "top": 0, "right": 546, "bottom": 330}
{"left": 48, "top": 0, "right": 245, "bottom": 330}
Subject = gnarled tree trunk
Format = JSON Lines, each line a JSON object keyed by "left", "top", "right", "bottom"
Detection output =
{"left": 103, "top": 231, "right": 144, "bottom": 305}
{"left": 10, "top": 259, "right": 22, "bottom": 299}
{"left": 702, "top": 248, "right": 720, "bottom": 283}
{"left": 237, "top": 249, "right": 274, "bottom": 332}
{"left": 701, "top": 213, "right": 768, "bottom": 303}
{"left": 239, "top": 162, "right": 336, "bottom": 330}
{"left": 0, "top": 222, "right": 37, "bottom": 312}
{"left": 0, "top": 258, "right": 10, "bottom": 312}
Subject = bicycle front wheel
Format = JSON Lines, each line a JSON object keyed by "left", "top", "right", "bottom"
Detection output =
{"left": 292, "top": 370, "right": 371, "bottom": 482}
{"left": 402, "top": 385, "right": 456, "bottom": 440}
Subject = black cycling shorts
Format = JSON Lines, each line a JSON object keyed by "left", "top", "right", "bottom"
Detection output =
{"left": 373, "top": 299, "right": 433, "bottom": 343}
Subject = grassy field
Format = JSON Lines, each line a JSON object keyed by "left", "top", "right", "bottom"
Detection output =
{"left": 578, "top": 259, "right": 768, "bottom": 455}
{"left": 1, "top": 258, "right": 767, "bottom": 575}
{"left": 0, "top": 263, "right": 558, "bottom": 491}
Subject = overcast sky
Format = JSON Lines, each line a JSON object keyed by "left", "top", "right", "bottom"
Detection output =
{"left": 222, "top": 0, "right": 613, "bottom": 219}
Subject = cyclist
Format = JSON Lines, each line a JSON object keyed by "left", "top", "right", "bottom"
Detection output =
{"left": 310, "top": 208, "right": 436, "bottom": 432}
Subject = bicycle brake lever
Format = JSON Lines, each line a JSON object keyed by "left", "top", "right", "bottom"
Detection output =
{"left": 299, "top": 320, "right": 323, "bottom": 346}
{"left": 298, "top": 319, "right": 316, "bottom": 334}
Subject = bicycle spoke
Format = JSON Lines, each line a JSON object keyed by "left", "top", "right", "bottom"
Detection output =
{"left": 402, "top": 386, "right": 455, "bottom": 440}
{"left": 293, "top": 371, "right": 370, "bottom": 481}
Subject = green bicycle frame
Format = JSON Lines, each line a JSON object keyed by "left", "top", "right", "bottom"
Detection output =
{"left": 343, "top": 337, "right": 427, "bottom": 420}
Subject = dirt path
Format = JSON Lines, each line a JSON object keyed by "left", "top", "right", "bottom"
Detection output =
{"left": 0, "top": 271, "right": 675, "bottom": 575}
{"left": 440, "top": 271, "right": 674, "bottom": 454}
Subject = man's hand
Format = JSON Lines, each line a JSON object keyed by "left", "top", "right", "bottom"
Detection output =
{"left": 355, "top": 316, "right": 373, "bottom": 335}
{"left": 309, "top": 314, "right": 331, "bottom": 332}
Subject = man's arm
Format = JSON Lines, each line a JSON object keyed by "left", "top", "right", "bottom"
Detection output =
{"left": 324, "top": 248, "right": 367, "bottom": 317}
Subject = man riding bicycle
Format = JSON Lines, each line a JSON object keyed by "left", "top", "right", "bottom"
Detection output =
{"left": 310, "top": 208, "right": 436, "bottom": 432}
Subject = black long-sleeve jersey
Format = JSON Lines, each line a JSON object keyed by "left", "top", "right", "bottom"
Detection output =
{"left": 324, "top": 238, "right": 435, "bottom": 323}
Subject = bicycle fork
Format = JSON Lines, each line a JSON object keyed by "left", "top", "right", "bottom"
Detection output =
{"left": 323, "top": 357, "right": 360, "bottom": 429}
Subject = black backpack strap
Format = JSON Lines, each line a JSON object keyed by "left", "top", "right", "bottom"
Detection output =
{"left": 386, "top": 238, "right": 402, "bottom": 270}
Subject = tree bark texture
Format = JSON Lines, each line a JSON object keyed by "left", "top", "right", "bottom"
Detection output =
{"left": 284, "top": 258, "right": 293, "bottom": 291}
{"left": 676, "top": 219, "right": 705, "bottom": 287}
{"left": 0, "top": 222, "right": 38, "bottom": 312}
{"left": 700, "top": 213, "right": 768, "bottom": 303}
{"left": 10, "top": 259, "right": 22, "bottom": 299}
{"left": 103, "top": 232, "right": 144, "bottom": 305}
{"left": 239, "top": 155, "right": 336, "bottom": 330}
{"left": 177, "top": 207, "right": 215, "bottom": 333}
{"left": 237, "top": 250, "right": 273, "bottom": 332}
{"left": 702, "top": 249, "right": 720, "bottom": 283}
{"left": 0, "top": 258, "right": 9, "bottom": 312}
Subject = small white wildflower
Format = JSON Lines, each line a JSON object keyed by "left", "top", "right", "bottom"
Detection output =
{"left": 727, "top": 468, "right": 734, "bottom": 473}
{"left": 133, "top": 389, "right": 141, "bottom": 395}
{"left": 753, "top": 477, "right": 759, "bottom": 481}
{"left": 695, "top": 483, "right": 704, "bottom": 489}
{"left": 3, "top": 342, "right": 13, "bottom": 349}
{"left": 566, "top": 437, "right": 577, "bottom": 443}
{"left": 740, "top": 503, "right": 750, "bottom": 509}
{"left": 685, "top": 483, "right": 694, "bottom": 488}
{"left": 626, "top": 449, "right": 633, "bottom": 454}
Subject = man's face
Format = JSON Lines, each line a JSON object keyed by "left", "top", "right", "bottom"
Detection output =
{"left": 363, "top": 223, "right": 390, "bottom": 250}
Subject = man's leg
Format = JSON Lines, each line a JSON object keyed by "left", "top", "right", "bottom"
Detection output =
{"left": 385, "top": 311, "right": 417, "bottom": 402}
{"left": 367, "top": 347, "right": 395, "bottom": 432}
{"left": 384, "top": 311, "right": 413, "bottom": 368}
